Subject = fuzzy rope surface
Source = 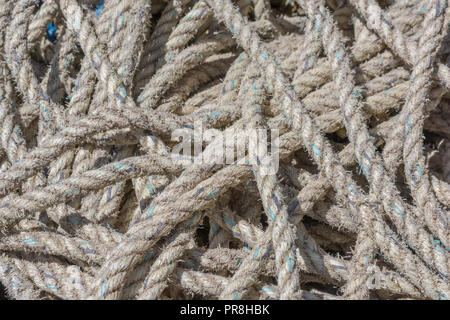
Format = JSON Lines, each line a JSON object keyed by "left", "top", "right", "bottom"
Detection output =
{"left": 0, "top": 0, "right": 449, "bottom": 301}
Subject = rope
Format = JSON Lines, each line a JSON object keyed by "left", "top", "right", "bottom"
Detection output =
{"left": 0, "top": 0, "right": 449, "bottom": 300}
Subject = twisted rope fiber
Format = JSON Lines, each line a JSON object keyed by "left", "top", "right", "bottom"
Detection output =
{"left": 206, "top": 0, "right": 448, "bottom": 299}
{"left": 77, "top": 0, "right": 150, "bottom": 225}
{"left": 294, "top": 0, "right": 448, "bottom": 277}
{"left": 219, "top": 62, "right": 301, "bottom": 300}
{"left": 349, "top": 0, "right": 449, "bottom": 247}
{"left": 0, "top": 0, "right": 449, "bottom": 300}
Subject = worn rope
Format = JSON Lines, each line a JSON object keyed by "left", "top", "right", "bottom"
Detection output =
{"left": 0, "top": 0, "right": 449, "bottom": 300}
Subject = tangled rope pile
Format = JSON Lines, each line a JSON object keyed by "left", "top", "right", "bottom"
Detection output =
{"left": 0, "top": 0, "right": 449, "bottom": 300}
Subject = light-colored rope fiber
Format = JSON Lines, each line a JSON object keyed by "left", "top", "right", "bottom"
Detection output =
{"left": 0, "top": 0, "right": 449, "bottom": 300}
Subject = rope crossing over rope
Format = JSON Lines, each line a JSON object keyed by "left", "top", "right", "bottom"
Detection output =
{"left": 0, "top": 0, "right": 449, "bottom": 300}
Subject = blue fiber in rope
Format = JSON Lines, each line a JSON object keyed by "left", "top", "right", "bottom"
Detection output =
{"left": 94, "top": 0, "right": 105, "bottom": 16}
{"left": 206, "top": 190, "right": 217, "bottom": 199}
{"left": 253, "top": 247, "right": 261, "bottom": 259}
{"left": 315, "top": 18, "right": 321, "bottom": 31}
{"left": 22, "top": 238, "right": 38, "bottom": 243}
{"left": 68, "top": 216, "right": 81, "bottom": 226}
{"left": 286, "top": 255, "right": 294, "bottom": 272}
{"left": 206, "top": 111, "right": 221, "bottom": 119}
{"left": 268, "top": 207, "right": 276, "bottom": 221}
{"left": 145, "top": 183, "right": 155, "bottom": 196}
{"left": 114, "top": 163, "right": 125, "bottom": 169}
{"left": 46, "top": 23, "right": 57, "bottom": 43}
{"left": 210, "top": 222, "right": 217, "bottom": 235}
{"left": 438, "top": 292, "right": 448, "bottom": 300}
{"left": 271, "top": 194, "right": 281, "bottom": 210}
{"left": 146, "top": 205, "right": 156, "bottom": 219}
{"left": 106, "top": 187, "right": 112, "bottom": 202}
{"left": 407, "top": 115, "right": 412, "bottom": 132}
{"left": 101, "top": 279, "right": 108, "bottom": 296}
{"left": 311, "top": 144, "right": 321, "bottom": 158}
{"left": 331, "top": 264, "right": 346, "bottom": 270}
{"left": 436, "top": 1, "right": 441, "bottom": 17}
{"left": 392, "top": 204, "right": 404, "bottom": 219}
{"left": 223, "top": 217, "right": 236, "bottom": 227}
{"left": 46, "top": 283, "right": 57, "bottom": 290}
{"left": 416, "top": 163, "right": 423, "bottom": 178}
{"left": 118, "top": 86, "right": 127, "bottom": 97}
{"left": 144, "top": 251, "right": 151, "bottom": 261}
{"left": 352, "top": 88, "right": 362, "bottom": 97}
{"left": 194, "top": 187, "right": 205, "bottom": 197}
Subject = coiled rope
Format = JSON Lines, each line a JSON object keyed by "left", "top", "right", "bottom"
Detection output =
{"left": 0, "top": 0, "right": 449, "bottom": 300}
